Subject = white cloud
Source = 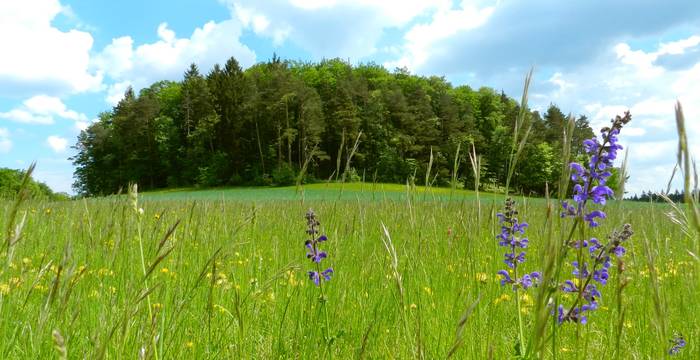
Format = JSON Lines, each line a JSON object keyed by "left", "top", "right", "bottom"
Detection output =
{"left": 92, "top": 37, "right": 134, "bottom": 80}
{"left": 46, "top": 135, "right": 68, "bottom": 153}
{"left": 0, "top": 95, "right": 88, "bottom": 125}
{"left": 658, "top": 35, "right": 700, "bottom": 55}
{"left": 288, "top": 0, "right": 336, "bottom": 10}
{"left": 23, "top": 95, "right": 87, "bottom": 121}
{"left": 614, "top": 43, "right": 664, "bottom": 78}
{"left": 385, "top": 2, "right": 495, "bottom": 70}
{"left": 0, "top": 0, "right": 102, "bottom": 95}
{"left": 622, "top": 126, "right": 647, "bottom": 137}
{"left": 93, "top": 20, "right": 256, "bottom": 96}
{"left": 0, "top": 128, "right": 11, "bottom": 153}
{"left": 228, "top": 0, "right": 449, "bottom": 60}
{"left": 0, "top": 109, "right": 53, "bottom": 125}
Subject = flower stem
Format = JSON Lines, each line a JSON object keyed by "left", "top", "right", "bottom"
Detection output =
{"left": 316, "top": 260, "right": 332, "bottom": 358}
{"left": 511, "top": 236, "right": 526, "bottom": 354}
{"left": 136, "top": 213, "right": 160, "bottom": 360}
{"left": 515, "top": 286, "right": 526, "bottom": 355}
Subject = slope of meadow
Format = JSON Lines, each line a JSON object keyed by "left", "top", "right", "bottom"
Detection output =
{"left": 0, "top": 186, "right": 695, "bottom": 358}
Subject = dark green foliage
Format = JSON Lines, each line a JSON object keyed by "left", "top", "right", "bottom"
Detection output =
{"left": 73, "top": 56, "right": 594, "bottom": 196}
{"left": 271, "top": 163, "right": 297, "bottom": 186}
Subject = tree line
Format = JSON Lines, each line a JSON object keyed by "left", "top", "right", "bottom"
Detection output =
{"left": 72, "top": 55, "right": 596, "bottom": 196}
{"left": 0, "top": 167, "right": 68, "bottom": 200}
{"left": 627, "top": 190, "right": 688, "bottom": 203}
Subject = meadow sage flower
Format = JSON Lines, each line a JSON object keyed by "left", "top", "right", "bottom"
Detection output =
{"left": 669, "top": 334, "right": 686, "bottom": 355}
{"left": 496, "top": 198, "right": 541, "bottom": 290}
{"left": 558, "top": 113, "right": 634, "bottom": 325}
{"left": 305, "top": 209, "right": 333, "bottom": 286}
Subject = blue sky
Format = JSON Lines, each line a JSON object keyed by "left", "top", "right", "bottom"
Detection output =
{"left": 1, "top": 0, "right": 699, "bottom": 195}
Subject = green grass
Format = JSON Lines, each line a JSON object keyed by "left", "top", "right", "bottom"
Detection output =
{"left": 141, "top": 182, "right": 500, "bottom": 202}
{"left": 0, "top": 186, "right": 696, "bottom": 358}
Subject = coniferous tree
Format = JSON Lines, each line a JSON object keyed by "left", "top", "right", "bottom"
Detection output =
{"left": 73, "top": 56, "right": 596, "bottom": 196}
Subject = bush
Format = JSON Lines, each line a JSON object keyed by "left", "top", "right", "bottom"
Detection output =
{"left": 271, "top": 163, "right": 296, "bottom": 186}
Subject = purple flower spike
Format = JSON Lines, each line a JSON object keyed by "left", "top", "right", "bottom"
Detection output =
{"left": 558, "top": 113, "right": 635, "bottom": 327}
{"left": 495, "top": 198, "right": 541, "bottom": 293}
{"left": 304, "top": 209, "right": 333, "bottom": 286}
{"left": 669, "top": 334, "right": 686, "bottom": 355}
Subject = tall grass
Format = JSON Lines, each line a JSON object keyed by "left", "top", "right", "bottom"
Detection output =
{"left": 0, "top": 185, "right": 695, "bottom": 358}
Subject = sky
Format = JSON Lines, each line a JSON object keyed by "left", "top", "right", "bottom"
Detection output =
{"left": 1, "top": 0, "right": 699, "bottom": 195}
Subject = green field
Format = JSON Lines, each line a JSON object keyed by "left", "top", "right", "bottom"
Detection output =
{"left": 0, "top": 185, "right": 696, "bottom": 358}
{"left": 141, "top": 182, "right": 494, "bottom": 202}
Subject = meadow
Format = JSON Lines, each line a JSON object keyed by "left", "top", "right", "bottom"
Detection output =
{"left": 0, "top": 181, "right": 696, "bottom": 359}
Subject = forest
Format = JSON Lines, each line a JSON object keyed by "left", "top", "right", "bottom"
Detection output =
{"left": 72, "top": 55, "right": 597, "bottom": 196}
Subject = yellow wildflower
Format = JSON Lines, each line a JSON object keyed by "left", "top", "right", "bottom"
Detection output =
{"left": 98, "top": 268, "right": 114, "bottom": 277}
{"left": 214, "top": 304, "right": 230, "bottom": 315}
{"left": 287, "top": 271, "right": 298, "bottom": 287}
{"left": 494, "top": 294, "right": 511, "bottom": 304}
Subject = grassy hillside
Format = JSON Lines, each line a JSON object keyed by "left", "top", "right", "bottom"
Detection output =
{"left": 0, "top": 185, "right": 694, "bottom": 358}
